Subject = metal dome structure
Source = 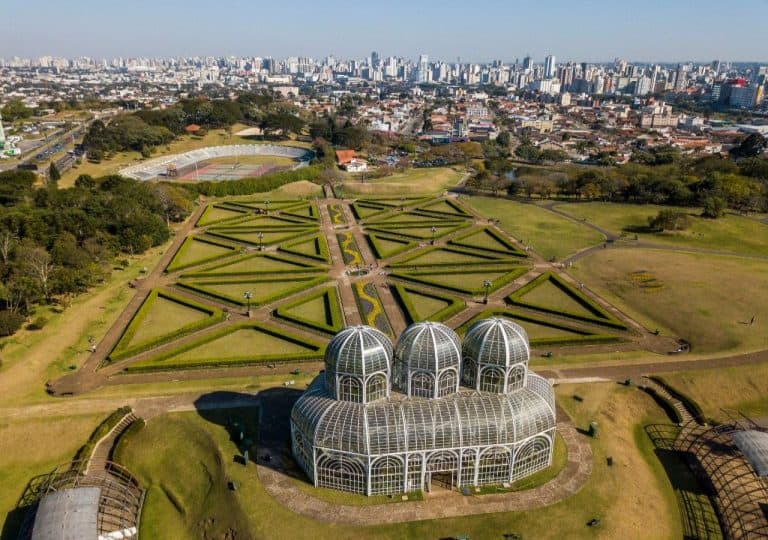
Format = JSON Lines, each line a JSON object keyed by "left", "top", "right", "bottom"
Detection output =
{"left": 462, "top": 317, "right": 530, "bottom": 394}
{"left": 394, "top": 322, "right": 462, "bottom": 398}
{"left": 324, "top": 325, "right": 393, "bottom": 404}
{"left": 291, "top": 318, "right": 557, "bottom": 496}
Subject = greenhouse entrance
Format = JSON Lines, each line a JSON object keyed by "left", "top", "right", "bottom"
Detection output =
{"left": 427, "top": 471, "right": 456, "bottom": 492}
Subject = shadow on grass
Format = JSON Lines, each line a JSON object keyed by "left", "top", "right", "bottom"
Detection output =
{"left": 193, "top": 388, "right": 307, "bottom": 482}
{"left": 644, "top": 424, "right": 723, "bottom": 540}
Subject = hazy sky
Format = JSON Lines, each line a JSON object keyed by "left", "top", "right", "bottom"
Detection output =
{"left": 2, "top": 0, "right": 767, "bottom": 62}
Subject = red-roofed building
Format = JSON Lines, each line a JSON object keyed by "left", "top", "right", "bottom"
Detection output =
{"left": 335, "top": 149, "right": 356, "bottom": 165}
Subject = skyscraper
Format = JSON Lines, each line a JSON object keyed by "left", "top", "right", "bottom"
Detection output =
{"left": 522, "top": 55, "right": 532, "bottom": 71}
{"left": 371, "top": 51, "right": 380, "bottom": 69}
{"left": 544, "top": 55, "right": 556, "bottom": 79}
{"left": 417, "top": 54, "right": 429, "bottom": 83}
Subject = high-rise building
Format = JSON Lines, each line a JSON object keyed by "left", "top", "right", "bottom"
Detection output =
{"left": 371, "top": 51, "right": 380, "bottom": 69}
{"left": 544, "top": 55, "right": 556, "bottom": 79}
{"left": 417, "top": 54, "right": 430, "bottom": 83}
{"left": 674, "top": 63, "right": 689, "bottom": 92}
{"left": 522, "top": 55, "right": 532, "bottom": 71}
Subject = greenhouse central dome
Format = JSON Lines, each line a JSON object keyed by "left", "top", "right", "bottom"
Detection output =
{"left": 290, "top": 317, "right": 557, "bottom": 496}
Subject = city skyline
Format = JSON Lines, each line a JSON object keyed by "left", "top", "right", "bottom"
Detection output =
{"left": 2, "top": 0, "right": 768, "bottom": 62}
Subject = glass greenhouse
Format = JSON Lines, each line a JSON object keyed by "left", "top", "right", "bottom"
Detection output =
{"left": 290, "top": 318, "right": 557, "bottom": 495}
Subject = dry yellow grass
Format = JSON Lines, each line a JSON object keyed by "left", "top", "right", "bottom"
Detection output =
{"left": 570, "top": 248, "right": 768, "bottom": 353}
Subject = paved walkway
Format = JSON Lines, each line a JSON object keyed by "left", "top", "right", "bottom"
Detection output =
{"left": 257, "top": 421, "right": 592, "bottom": 525}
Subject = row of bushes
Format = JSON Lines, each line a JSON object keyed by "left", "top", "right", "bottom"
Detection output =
{"left": 205, "top": 228, "right": 309, "bottom": 249}
{"left": 366, "top": 223, "right": 469, "bottom": 241}
{"left": 416, "top": 198, "right": 472, "bottom": 217}
{"left": 449, "top": 227, "right": 527, "bottom": 257}
{"left": 207, "top": 215, "right": 313, "bottom": 229}
{"left": 108, "top": 289, "right": 223, "bottom": 362}
{"left": 351, "top": 202, "right": 390, "bottom": 221}
{"left": 182, "top": 252, "right": 325, "bottom": 278}
{"left": 365, "top": 233, "right": 416, "bottom": 260}
{"left": 124, "top": 322, "right": 324, "bottom": 373}
{"left": 279, "top": 234, "right": 332, "bottom": 264}
{"left": 73, "top": 406, "right": 133, "bottom": 462}
{"left": 390, "top": 284, "right": 465, "bottom": 325}
{"left": 389, "top": 245, "right": 509, "bottom": 268}
{"left": 390, "top": 266, "right": 529, "bottom": 296}
{"left": 165, "top": 235, "right": 239, "bottom": 273}
{"left": 195, "top": 204, "right": 249, "bottom": 227}
{"left": 177, "top": 275, "right": 327, "bottom": 307}
{"left": 281, "top": 201, "right": 319, "bottom": 222}
{"left": 273, "top": 287, "right": 345, "bottom": 335}
{"left": 458, "top": 309, "right": 620, "bottom": 347}
{"left": 507, "top": 272, "right": 628, "bottom": 330}
{"left": 181, "top": 165, "right": 322, "bottom": 197}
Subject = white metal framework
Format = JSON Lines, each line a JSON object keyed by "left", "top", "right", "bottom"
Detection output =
{"left": 291, "top": 318, "right": 557, "bottom": 495}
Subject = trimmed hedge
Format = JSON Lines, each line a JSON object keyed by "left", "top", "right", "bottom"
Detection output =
{"left": 196, "top": 204, "right": 249, "bottom": 227}
{"left": 388, "top": 245, "right": 511, "bottom": 268}
{"left": 73, "top": 406, "right": 132, "bottom": 462}
{"left": 507, "top": 272, "right": 628, "bottom": 330}
{"left": 390, "top": 266, "right": 529, "bottom": 296}
{"left": 449, "top": 227, "right": 527, "bottom": 257}
{"left": 416, "top": 198, "right": 472, "bottom": 217}
{"left": 273, "top": 286, "right": 345, "bottom": 334}
{"left": 124, "top": 322, "right": 325, "bottom": 372}
{"left": 279, "top": 233, "right": 332, "bottom": 264}
{"left": 182, "top": 252, "right": 325, "bottom": 277}
{"left": 351, "top": 202, "right": 391, "bottom": 221}
{"left": 166, "top": 235, "right": 239, "bottom": 273}
{"left": 457, "top": 309, "right": 621, "bottom": 347}
{"left": 109, "top": 289, "right": 224, "bottom": 362}
{"left": 649, "top": 375, "right": 705, "bottom": 424}
{"left": 365, "top": 223, "right": 469, "bottom": 241}
{"left": 183, "top": 165, "right": 322, "bottom": 197}
{"left": 366, "top": 233, "right": 416, "bottom": 260}
{"left": 206, "top": 227, "right": 311, "bottom": 248}
{"left": 207, "top": 214, "right": 312, "bottom": 229}
{"left": 281, "top": 201, "right": 319, "bottom": 222}
{"left": 391, "top": 283, "right": 465, "bottom": 324}
{"left": 176, "top": 275, "right": 327, "bottom": 307}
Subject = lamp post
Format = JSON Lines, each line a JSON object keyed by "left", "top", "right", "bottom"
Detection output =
{"left": 265, "top": 200, "right": 270, "bottom": 214}
{"left": 257, "top": 231, "right": 264, "bottom": 251}
{"left": 482, "top": 279, "right": 492, "bottom": 305}
{"left": 430, "top": 225, "right": 437, "bottom": 245}
{"left": 243, "top": 290, "right": 253, "bottom": 317}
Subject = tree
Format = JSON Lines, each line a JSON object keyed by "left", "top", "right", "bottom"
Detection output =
{"left": 1, "top": 99, "right": 33, "bottom": 122}
{"left": 48, "top": 162, "right": 61, "bottom": 184}
{"left": 702, "top": 196, "right": 726, "bottom": 218}
{"left": 496, "top": 131, "right": 511, "bottom": 147}
{"left": 17, "top": 241, "right": 54, "bottom": 302}
{"left": 0, "top": 229, "right": 17, "bottom": 267}
{"left": 648, "top": 210, "right": 690, "bottom": 231}
{"left": 730, "top": 133, "right": 767, "bottom": 159}
{"left": 514, "top": 144, "right": 541, "bottom": 162}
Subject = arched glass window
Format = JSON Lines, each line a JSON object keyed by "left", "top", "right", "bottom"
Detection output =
{"left": 507, "top": 365, "right": 526, "bottom": 392}
{"left": 410, "top": 371, "right": 434, "bottom": 398}
{"left": 477, "top": 447, "right": 512, "bottom": 485}
{"left": 370, "top": 456, "right": 403, "bottom": 495}
{"left": 462, "top": 357, "right": 477, "bottom": 387}
{"left": 316, "top": 452, "right": 366, "bottom": 494}
{"left": 366, "top": 373, "right": 388, "bottom": 402}
{"left": 479, "top": 367, "right": 504, "bottom": 393}
{"left": 437, "top": 369, "right": 458, "bottom": 397}
{"left": 338, "top": 376, "right": 363, "bottom": 402}
{"left": 512, "top": 436, "right": 551, "bottom": 481}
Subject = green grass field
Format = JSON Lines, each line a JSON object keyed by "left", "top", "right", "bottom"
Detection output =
{"left": 464, "top": 197, "right": 604, "bottom": 260}
{"left": 338, "top": 167, "right": 465, "bottom": 196}
{"left": 515, "top": 279, "right": 597, "bottom": 318}
{"left": 109, "top": 383, "right": 683, "bottom": 540}
{"left": 555, "top": 202, "right": 768, "bottom": 257}
{"left": 570, "top": 248, "right": 768, "bottom": 353}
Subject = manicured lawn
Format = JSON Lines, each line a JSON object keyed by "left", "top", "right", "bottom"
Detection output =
{"left": 197, "top": 205, "right": 248, "bottom": 226}
{"left": 464, "top": 197, "right": 604, "bottom": 260}
{"left": 408, "top": 292, "right": 453, "bottom": 320}
{"left": 569, "top": 248, "right": 768, "bottom": 353}
{"left": 167, "top": 236, "right": 237, "bottom": 272}
{"left": 338, "top": 167, "right": 465, "bottom": 196}
{"left": 517, "top": 279, "right": 596, "bottom": 318}
{"left": 393, "top": 247, "right": 502, "bottom": 266}
{"left": 128, "top": 324, "right": 322, "bottom": 371}
{"left": 123, "top": 294, "right": 211, "bottom": 349}
{"left": 110, "top": 384, "right": 683, "bottom": 540}
{"left": 400, "top": 268, "right": 518, "bottom": 290}
{"left": 207, "top": 228, "right": 309, "bottom": 247}
{"left": 555, "top": 202, "right": 768, "bottom": 257}
{"left": 659, "top": 360, "right": 768, "bottom": 421}
{"left": 187, "top": 253, "right": 322, "bottom": 276}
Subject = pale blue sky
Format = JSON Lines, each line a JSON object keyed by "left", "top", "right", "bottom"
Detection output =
{"left": 2, "top": 0, "right": 767, "bottom": 62}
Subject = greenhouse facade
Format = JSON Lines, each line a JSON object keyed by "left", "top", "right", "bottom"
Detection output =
{"left": 290, "top": 318, "right": 557, "bottom": 495}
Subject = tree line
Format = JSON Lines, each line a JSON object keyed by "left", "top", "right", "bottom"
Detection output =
{"left": 0, "top": 170, "right": 193, "bottom": 337}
